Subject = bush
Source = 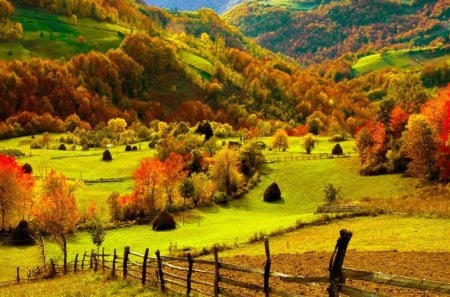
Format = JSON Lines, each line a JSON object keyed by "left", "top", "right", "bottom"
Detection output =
{"left": 102, "top": 149, "right": 112, "bottom": 161}
{"left": 125, "top": 145, "right": 132, "bottom": 151}
{"left": 264, "top": 182, "right": 281, "bottom": 202}
{"left": 152, "top": 210, "right": 176, "bottom": 231}
{"left": 324, "top": 183, "right": 341, "bottom": 203}
{"left": 213, "top": 191, "right": 228, "bottom": 205}
{"left": 58, "top": 143, "right": 67, "bottom": 151}
{"left": 12, "top": 220, "right": 35, "bottom": 246}
{"left": 331, "top": 143, "right": 343, "bottom": 155}
{"left": 132, "top": 146, "right": 138, "bottom": 151}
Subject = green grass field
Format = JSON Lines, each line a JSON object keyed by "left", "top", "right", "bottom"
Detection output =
{"left": 179, "top": 49, "right": 214, "bottom": 80}
{"left": 0, "top": 134, "right": 438, "bottom": 283}
{"left": 352, "top": 47, "right": 450, "bottom": 76}
{"left": 257, "top": 0, "right": 319, "bottom": 11}
{"left": 0, "top": 7, "right": 131, "bottom": 60}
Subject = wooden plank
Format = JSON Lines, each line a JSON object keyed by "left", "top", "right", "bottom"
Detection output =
{"left": 340, "top": 285, "right": 388, "bottom": 297}
{"left": 191, "top": 278, "right": 215, "bottom": 287}
{"left": 342, "top": 267, "right": 450, "bottom": 294}
{"left": 190, "top": 286, "right": 213, "bottom": 297}
{"left": 220, "top": 262, "right": 264, "bottom": 275}
{"left": 165, "top": 278, "right": 186, "bottom": 288}
{"left": 164, "top": 270, "right": 186, "bottom": 282}
{"left": 163, "top": 262, "right": 188, "bottom": 272}
{"left": 192, "top": 268, "right": 215, "bottom": 275}
{"left": 129, "top": 251, "right": 145, "bottom": 258}
{"left": 192, "top": 258, "right": 216, "bottom": 265}
{"left": 271, "top": 271, "right": 328, "bottom": 283}
{"left": 270, "top": 287, "right": 306, "bottom": 297}
{"left": 221, "top": 276, "right": 264, "bottom": 292}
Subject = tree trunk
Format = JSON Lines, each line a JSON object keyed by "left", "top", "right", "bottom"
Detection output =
{"left": 63, "top": 236, "right": 67, "bottom": 274}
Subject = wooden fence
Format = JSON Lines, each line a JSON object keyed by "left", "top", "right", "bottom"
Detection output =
{"left": 2, "top": 230, "right": 450, "bottom": 296}
{"left": 267, "top": 153, "right": 356, "bottom": 163}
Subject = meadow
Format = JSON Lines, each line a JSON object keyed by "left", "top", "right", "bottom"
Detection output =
{"left": 0, "top": 7, "right": 131, "bottom": 60}
{"left": 352, "top": 47, "right": 450, "bottom": 76}
{"left": 0, "top": 134, "right": 429, "bottom": 282}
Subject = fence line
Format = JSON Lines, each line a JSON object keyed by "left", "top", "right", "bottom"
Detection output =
{"left": 267, "top": 152, "right": 356, "bottom": 163}
{"left": 2, "top": 230, "right": 450, "bottom": 296}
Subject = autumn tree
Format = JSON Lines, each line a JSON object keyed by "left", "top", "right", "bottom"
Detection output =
{"left": 161, "top": 152, "right": 186, "bottom": 206}
{"left": 33, "top": 171, "right": 80, "bottom": 273}
{"left": 209, "top": 148, "right": 244, "bottom": 197}
{"left": 0, "top": 154, "right": 34, "bottom": 230}
{"left": 356, "top": 122, "right": 388, "bottom": 175}
{"left": 402, "top": 115, "right": 439, "bottom": 180}
{"left": 271, "top": 129, "right": 289, "bottom": 151}
{"left": 133, "top": 157, "right": 164, "bottom": 212}
{"left": 385, "top": 74, "right": 428, "bottom": 114}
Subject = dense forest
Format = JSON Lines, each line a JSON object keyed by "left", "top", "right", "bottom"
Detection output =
{"left": 224, "top": 0, "right": 450, "bottom": 64}
{"left": 144, "top": 0, "right": 243, "bottom": 13}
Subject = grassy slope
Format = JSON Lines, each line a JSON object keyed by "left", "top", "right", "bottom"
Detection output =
{"left": 0, "top": 273, "right": 165, "bottom": 297}
{"left": 0, "top": 135, "right": 426, "bottom": 282}
{"left": 352, "top": 47, "right": 450, "bottom": 76}
{"left": 257, "top": 0, "right": 319, "bottom": 11}
{"left": 0, "top": 7, "right": 131, "bottom": 60}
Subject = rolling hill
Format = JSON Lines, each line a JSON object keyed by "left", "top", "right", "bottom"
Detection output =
{"left": 224, "top": 0, "right": 450, "bottom": 64}
{"left": 144, "top": 0, "right": 244, "bottom": 13}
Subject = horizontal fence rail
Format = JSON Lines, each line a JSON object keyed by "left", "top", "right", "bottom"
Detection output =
{"left": 2, "top": 230, "right": 449, "bottom": 297}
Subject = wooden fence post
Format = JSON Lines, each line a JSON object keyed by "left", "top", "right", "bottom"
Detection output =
{"left": 16, "top": 267, "right": 20, "bottom": 283}
{"left": 112, "top": 248, "right": 117, "bottom": 277}
{"left": 102, "top": 248, "right": 105, "bottom": 273}
{"left": 74, "top": 253, "right": 78, "bottom": 273}
{"left": 186, "top": 253, "right": 193, "bottom": 296}
{"left": 214, "top": 247, "right": 220, "bottom": 297}
{"left": 123, "top": 246, "right": 130, "bottom": 279}
{"left": 49, "top": 258, "right": 56, "bottom": 277}
{"left": 156, "top": 250, "right": 166, "bottom": 293}
{"left": 264, "top": 237, "right": 271, "bottom": 297}
{"left": 142, "top": 248, "right": 149, "bottom": 286}
{"left": 89, "top": 249, "right": 94, "bottom": 270}
{"left": 328, "top": 229, "right": 353, "bottom": 297}
{"left": 81, "top": 251, "right": 87, "bottom": 270}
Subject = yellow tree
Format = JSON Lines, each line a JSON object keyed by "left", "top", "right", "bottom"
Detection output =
{"left": 271, "top": 129, "right": 289, "bottom": 151}
{"left": 33, "top": 171, "right": 80, "bottom": 273}
{"left": 209, "top": 148, "right": 243, "bottom": 196}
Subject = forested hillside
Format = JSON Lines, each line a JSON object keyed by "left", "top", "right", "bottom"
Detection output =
{"left": 224, "top": 0, "right": 450, "bottom": 64}
{"left": 144, "top": 0, "right": 243, "bottom": 13}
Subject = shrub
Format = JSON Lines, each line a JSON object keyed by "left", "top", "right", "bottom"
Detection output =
{"left": 152, "top": 210, "right": 176, "bottom": 231}
{"left": 213, "top": 191, "right": 228, "bottom": 205}
{"left": 12, "top": 220, "right": 35, "bottom": 246}
{"left": 264, "top": 182, "right": 281, "bottom": 202}
{"left": 102, "top": 149, "right": 112, "bottom": 161}
{"left": 22, "top": 163, "right": 33, "bottom": 174}
{"left": 324, "top": 183, "right": 341, "bottom": 203}
{"left": 58, "top": 143, "right": 67, "bottom": 151}
{"left": 132, "top": 146, "right": 138, "bottom": 151}
{"left": 125, "top": 145, "right": 132, "bottom": 151}
{"left": 331, "top": 143, "right": 343, "bottom": 155}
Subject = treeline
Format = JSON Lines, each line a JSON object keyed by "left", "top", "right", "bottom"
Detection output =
{"left": 356, "top": 82, "right": 450, "bottom": 182}
{"left": 0, "top": 0, "right": 22, "bottom": 41}
{"left": 10, "top": 0, "right": 154, "bottom": 31}
{"left": 225, "top": 0, "right": 449, "bottom": 64}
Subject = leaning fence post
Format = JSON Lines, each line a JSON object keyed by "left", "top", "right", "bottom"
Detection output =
{"left": 328, "top": 229, "right": 353, "bottom": 297}
{"left": 142, "top": 248, "right": 149, "bottom": 285}
{"left": 74, "top": 253, "right": 78, "bottom": 273}
{"left": 112, "top": 248, "right": 117, "bottom": 277}
{"left": 81, "top": 251, "right": 87, "bottom": 270}
{"left": 213, "top": 247, "right": 220, "bottom": 297}
{"left": 89, "top": 249, "right": 94, "bottom": 270}
{"left": 156, "top": 250, "right": 166, "bottom": 293}
{"left": 16, "top": 267, "right": 20, "bottom": 283}
{"left": 123, "top": 246, "right": 130, "bottom": 279}
{"left": 186, "top": 253, "right": 193, "bottom": 296}
{"left": 264, "top": 237, "right": 271, "bottom": 297}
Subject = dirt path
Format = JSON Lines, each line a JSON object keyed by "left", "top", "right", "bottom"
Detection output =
{"left": 217, "top": 251, "right": 450, "bottom": 296}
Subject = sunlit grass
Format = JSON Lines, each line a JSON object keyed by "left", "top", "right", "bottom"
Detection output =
{"left": 0, "top": 272, "right": 166, "bottom": 297}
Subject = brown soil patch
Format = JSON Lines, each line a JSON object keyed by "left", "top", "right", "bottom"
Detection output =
{"left": 212, "top": 251, "right": 450, "bottom": 296}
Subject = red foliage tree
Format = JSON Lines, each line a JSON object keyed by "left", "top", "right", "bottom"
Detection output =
{"left": 0, "top": 154, "right": 34, "bottom": 230}
{"left": 389, "top": 106, "right": 409, "bottom": 138}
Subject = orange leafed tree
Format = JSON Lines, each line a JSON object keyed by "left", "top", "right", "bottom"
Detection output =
{"left": 161, "top": 152, "right": 186, "bottom": 206}
{"left": 33, "top": 171, "right": 80, "bottom": 273}
{"left": 0, "top": 154, "right": 34, "bottom": 230}
{"left": 133, "top": 157, "right": 164, "bottom": 212}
